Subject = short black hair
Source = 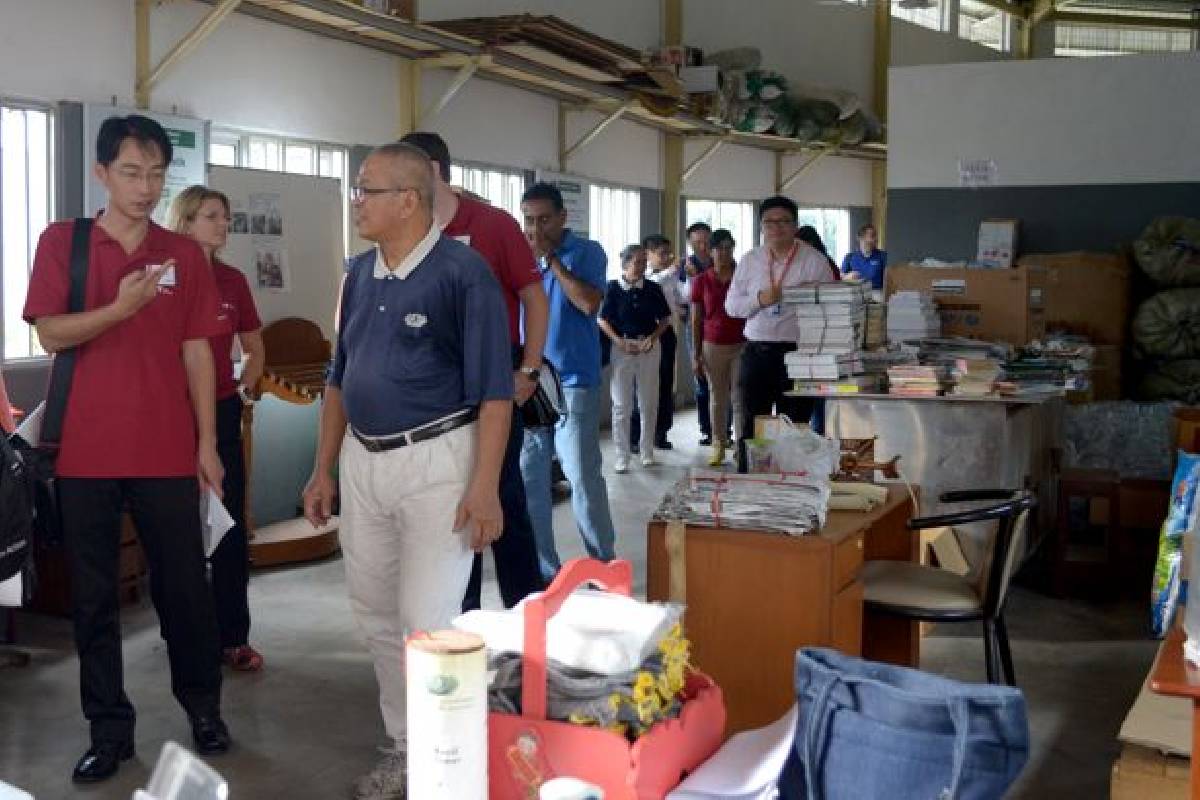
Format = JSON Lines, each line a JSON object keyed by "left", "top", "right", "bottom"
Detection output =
{"left": 759, "top": 195, "right": 798, "bottom": 223}
{"left": 642, "top": 234, "right": 671, "bottom": 250}
{"left": 522, "top": 182, "right": 564, "bottom": 212}
{"left": 620, "top": 243, "right": 644, "bottom": 265}
{"left": 399, "top": 132, "right": 451, "bottom": 182}
{"left": 686, "top": 222, "right": 712, "bottom": 237}
{"left": 710, "top": 228, "right": 735, "bottom": 249}
{"left": 97, "top": 115, "right": 173, "bottom": 168}
{"left": 858, "top": 223, "right": 877, "bottom": 237}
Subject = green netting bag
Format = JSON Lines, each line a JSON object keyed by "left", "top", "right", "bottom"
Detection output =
{"left": 1139, "top": 360, "right": 1200, "bottom": 404}
{"left": 1133, "top": 289, "right": 1200, "bottom": 359}
{"left": 1134, "top": 217, "right": 1200, "bottom": 288}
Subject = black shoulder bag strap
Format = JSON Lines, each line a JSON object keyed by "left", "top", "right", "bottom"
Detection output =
{"left": 39, "top": 217, "right": 93, "bottom": 447}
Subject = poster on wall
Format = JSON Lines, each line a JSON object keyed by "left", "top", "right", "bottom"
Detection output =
{"left": 254, "top": 240, "right": 290, "bottom": 292}
{"left": 82, "top": 104, "right": 208, "bottom": 225}
{"left": 958, "top": 158, "right": 998, "bottom": 188}
{"left": 535, "top": 170, "right": 589, "bottom": 238}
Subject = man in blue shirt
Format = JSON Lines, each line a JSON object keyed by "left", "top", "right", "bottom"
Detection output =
{"left": 302, "top": 142, "right": 512, "bottom": 800}
{"left": 518, "top": 182, "right": 617, "bottom": 582}
{"left": 841, "top": 223, "right": 888, "bottom": 290}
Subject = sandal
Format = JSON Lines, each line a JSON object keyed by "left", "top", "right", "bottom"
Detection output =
{"left": 223, "top": 645, "right": 265, "bottom": 672}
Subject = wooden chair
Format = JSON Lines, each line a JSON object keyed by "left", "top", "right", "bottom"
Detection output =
{"left": 861, "top": 490, "right": 1036, "bottom": 686}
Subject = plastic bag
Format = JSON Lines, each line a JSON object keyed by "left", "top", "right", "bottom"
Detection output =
{"left": 1151, "top": 452, "right": 1200, "bottom": 637}
{"left": 768, "top": 420, "right": 840, "bottom": 479}
{"left": 1134, "top": 217, "right": 1200, "bottom": 288}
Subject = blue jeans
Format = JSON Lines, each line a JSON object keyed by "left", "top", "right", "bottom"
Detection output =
{"left": 520, "top": 385, "right": 617, "bottom": 582}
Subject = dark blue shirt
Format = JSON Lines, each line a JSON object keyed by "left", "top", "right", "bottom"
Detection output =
{"left": 600, "top": 278, "right": 671, "bottom": 339}
{"left": 329, "top": 235, "right": 513, "bottom": 436}
{"left": 542, "top": 230, "right": 607, "bottom": 389}
{"left": 841, "top": 248, "right": 888, "bottom": 289}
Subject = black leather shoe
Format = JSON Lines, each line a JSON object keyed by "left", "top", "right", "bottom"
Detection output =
{"left": 699, "top": 435, "right": 713, "bottom": 446}
{"left": 72, "top": 741, "right": 134, "bottom": 784}
{"left": 190, "top": 715, "right": 231, "bottom": 755}
{"left": 655, "top": 439, "right": 674, "bottom": 450}
{"left": 630, "top": 442, "right": 641, "bottom": 455}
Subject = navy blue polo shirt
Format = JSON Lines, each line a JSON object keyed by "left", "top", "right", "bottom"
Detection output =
{"left": 600, "top": 277, "right": 672, "bottom": 339}
{"left": 329, "top": 229, "right": 514, "bottom": 436}
{"left": 841, "top": 248, "right": 888, "bottom": 289}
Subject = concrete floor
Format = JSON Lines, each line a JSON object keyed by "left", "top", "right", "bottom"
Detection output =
{"left": 0, "top": 409, "right": 1159, "bottom": 799}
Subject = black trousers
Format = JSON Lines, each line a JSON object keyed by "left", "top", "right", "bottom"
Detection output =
{"left": 630, "top": 325, "right": 677, "bottom": 446}
{"left": 463, "top": 358, "right": 545, "bottom": 611}
{"left": 212, "top": 394, "right": 251, "bottom": 648}
{"left": 60, "top": 476, "right": 222, "bottom": 744}
{"left": 736, "top": 341, "right": 815, "bottom": 473}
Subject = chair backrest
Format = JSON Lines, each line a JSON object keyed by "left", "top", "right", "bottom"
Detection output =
{"left": 980, "top": 494, "right": 1036, "bottom": 618}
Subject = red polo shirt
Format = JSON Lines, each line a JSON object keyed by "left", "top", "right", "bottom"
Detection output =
{"left": 691, "top": 268, "right": 746, "bottom": 345}
{"left": 442, "top": 194, "right": 540, "bottom": 344}
{"left": 210, "top": 261, "right": 262, "bottom": 400}
{"left": 23, "top": 218, "right": 221, "bottom": 478}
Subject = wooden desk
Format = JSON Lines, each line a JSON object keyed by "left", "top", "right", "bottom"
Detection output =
{"left": 646, "top": 484, "right": 917, "bottom": 734}
{"left": 1148, "top": 625, "right": 1200, "bottom": 798}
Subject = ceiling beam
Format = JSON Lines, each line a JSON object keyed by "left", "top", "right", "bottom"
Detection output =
{"left": 139, "top": 0, "right": 244, "bottom": 104}
{"left": 969, "top": 0, "right": 1031, "bottom": 20}
{"left": 1052, "top": 9, "right": 1200, "bottom": 29}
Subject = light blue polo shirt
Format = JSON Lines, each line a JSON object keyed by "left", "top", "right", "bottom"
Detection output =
{"left": 542, "top": 229, "right": 607, "bottom": 389}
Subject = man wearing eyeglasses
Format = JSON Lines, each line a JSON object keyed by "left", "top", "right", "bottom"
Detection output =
{"left": 302, "top": 142, "right": 513, "bottom": 800}
{"left": 724, "top": 195, "right": 831, "bottom": 473}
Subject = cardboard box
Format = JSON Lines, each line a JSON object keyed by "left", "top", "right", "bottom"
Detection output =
{"left": 1018, "top": 252, "right": 1132, "bottom": 347}
{"left": 885, "top": 264, "right": 1047, "bottom": 346}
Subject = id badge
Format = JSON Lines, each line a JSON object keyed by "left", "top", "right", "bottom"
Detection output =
{"left": 155, "top": 264, "right": 177, "bottom": 287}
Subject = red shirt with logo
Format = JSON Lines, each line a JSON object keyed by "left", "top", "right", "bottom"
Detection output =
{"left": 23, "top": 218, "right": 221, "bottom": 478}
{"left": 210, "top": 261, "right": 262, "bottom": 400}
{"left": 442, "top": 194, "right": 541, "bottom": 345}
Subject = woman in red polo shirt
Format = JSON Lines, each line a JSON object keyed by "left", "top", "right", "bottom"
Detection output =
{"left": 170, "top": 186, "right": 266, "bottom": 672}
{"left": 689, "top": 229, "right": 747, "bottom": 467}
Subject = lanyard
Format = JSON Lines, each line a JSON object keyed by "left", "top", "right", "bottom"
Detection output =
{"left": 768, "top": 241, "right": 799, "bottom": 287}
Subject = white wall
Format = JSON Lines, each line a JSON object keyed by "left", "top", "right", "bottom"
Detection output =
{"left": 563, "top": 110, "right": 663, "bottom": 189}
{"left": 684, "top": 0, "right": 1005, "bottom": 107}
{"left": 0, "top": 0, "right": 400, "bottom": 146}
{"left": 784, "top": 153, "right": 874, "bottom": 208}
{"left": 420, "top": 0, "right": 661, "bottom": 52}
{"left": 889, "top": 52, "right": 1200, "bottom": 189}
{"left": 682, "top": 140, "right": 775, "bottom": 200}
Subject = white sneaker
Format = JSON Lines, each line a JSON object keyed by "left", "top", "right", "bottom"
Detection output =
{"left": 614, "top": 457, "right": 630, "bottom": 474}
{"left": 641, "top": 451, "right": 657, "bottom": 467}
{"left": 353, "top": 750, "right": 406, "bottom": 800}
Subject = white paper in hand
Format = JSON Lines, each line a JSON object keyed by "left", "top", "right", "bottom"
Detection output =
{"left": 200, "top": 488, "right": 235, "bottom": 558}
{"left": 13, "top": 401, "right": 44, "bottom": 444}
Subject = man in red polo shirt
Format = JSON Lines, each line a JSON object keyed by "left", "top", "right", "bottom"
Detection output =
{"left": 23, "top": 115, "right": 230, "bottom": 784}
{"left": 400, "top": 132, "right": 548, "bottom": 612}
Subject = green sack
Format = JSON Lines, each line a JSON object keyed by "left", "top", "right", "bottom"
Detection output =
{"left": 1139, "top": 360, "right": 1200, "bottom": 404}
{"left": 1133, "top": 288, "right": 1200, "bottom": 359}
{"left": 1134, "top": 217, "right": 1200, "bottom": 288}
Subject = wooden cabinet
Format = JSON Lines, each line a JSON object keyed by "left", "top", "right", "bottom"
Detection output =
{"left": 647, "top": 485, "right": 916, "bottom": 735}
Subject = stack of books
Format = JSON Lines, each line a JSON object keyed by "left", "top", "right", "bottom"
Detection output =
{"left": 886, "top": 364, "right": 945, "bottom": 397}
{"left": 782, "top": 282, "right": 874, "bottom": 395}
{"left": 886, "top": 291, "right": 940, "bottom": 345}
{"left": 950, "top": 358, "right": 1004, "bottom": 396}
{"left": 785, "top": 352, "right": 879, "bottom": 394}
{"left": 863, "top": 303, "right": 887, "bottom": 350}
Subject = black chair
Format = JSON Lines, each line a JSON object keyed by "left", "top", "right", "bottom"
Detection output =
{"left": 861, "top": 490, "right": 1036, "bottom": 686}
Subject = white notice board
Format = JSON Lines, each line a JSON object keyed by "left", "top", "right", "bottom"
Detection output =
{"left": 208, "top": 166, "right": 345, "bottom": 339}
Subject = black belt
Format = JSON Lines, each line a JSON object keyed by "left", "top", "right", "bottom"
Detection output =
{"left": 351, "top": 408, "right": 477, "bottom": 453}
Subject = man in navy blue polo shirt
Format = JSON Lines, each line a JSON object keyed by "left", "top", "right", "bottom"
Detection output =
{"left": 678, "top": 221, "right": 714, "bottom": 445}
{"left": 841, "top": 223, "right": 888, "bottom": 289}
{"left": 302, "top": 142, "right": 512, "bottom": 800}
{"left": 518, "top": 182, "right": 617, "bottom": 583}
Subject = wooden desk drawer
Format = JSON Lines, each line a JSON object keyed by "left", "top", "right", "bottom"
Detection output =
{"left": 834, "top": 532, "right": 865, "bottom": 590}
{"left": 832, "top": 580, "right": 864, "bottom": 656}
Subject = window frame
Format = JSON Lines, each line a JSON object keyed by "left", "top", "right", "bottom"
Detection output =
{"left": 682, "top": 197, "right": 759, "bottom": 264}
{"left": 1, "top": 97, "right": 56, "bottom": 365}
{"left": 587, "top": 180, "right": 642, "bottom": 280}
{"left": 449, "top": 158, "right": 529, "bottom": 224}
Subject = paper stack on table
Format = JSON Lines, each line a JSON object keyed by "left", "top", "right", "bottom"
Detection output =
{"left": 783, "top": 282, "right": 875, "bottom": 394}
{"left": 887, "top": 291, "right": 940, "bottom": 345}
{"left": 887, "top": 364, "right": 945, "bottom": 397}
{"left": 653, "top": 470, "right": 832, "bottom": 535}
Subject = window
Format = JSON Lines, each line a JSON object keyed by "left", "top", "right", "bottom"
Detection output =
{"left": 796, "top": 208, "right": 851, "bottom": 269}
{"left": 210, "top": 128, "right": 351, "bottom": 252}
{"left": 1, "top": 103, "right": 54, "bottom": 361}
{"left": 684, "top": 198, "right": 756, "bottom": 263}
{"left": 450, "top": 162, "right": 526, "bottom": 223}
{"left": 1055, "top": 19, "right": 1196, "bottom": 57}
{"left": 841, "top": 0, "right": 949, "bottom": 31}
{"left": 959, "top": 0, "right": 1013, "bottom": 51}
{"left": 589, "top": 184, "right": 641, "bottom": 280}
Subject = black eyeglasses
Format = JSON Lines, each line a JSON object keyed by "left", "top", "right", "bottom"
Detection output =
{"left": 351, "top": 185, "right": 416, "bottom": 202}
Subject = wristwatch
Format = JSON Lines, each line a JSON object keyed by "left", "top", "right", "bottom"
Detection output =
{"left": 519, "top": 366, "right": 541, "bottom": 382}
